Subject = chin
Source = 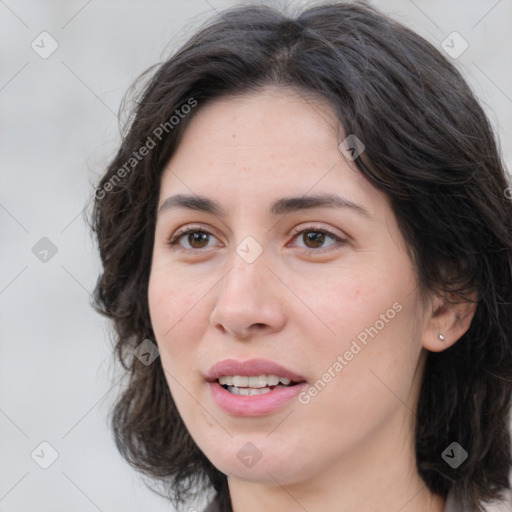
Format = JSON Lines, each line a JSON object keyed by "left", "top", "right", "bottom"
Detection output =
{"left": 203, "top": 441, "right": 312, "bottom": 486}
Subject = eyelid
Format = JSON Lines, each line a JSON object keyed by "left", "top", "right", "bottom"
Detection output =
{"left": 287, "top": 224, "right": 347, "bottom": 252}
{"left": 167, "top": 223, "right": 347, "bottom": 253}
{"left": 167, "top": 223, "right": 218, "bottom": 246}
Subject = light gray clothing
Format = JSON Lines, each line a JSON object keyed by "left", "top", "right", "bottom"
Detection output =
{"left": 202, "top": 488, "right": 466, "bottom": 511}
{"left": 202, "top": 487, "right": 512, "bottom": 511}
{"left": 443, "top": 489, "right": 465, "bottom": 512}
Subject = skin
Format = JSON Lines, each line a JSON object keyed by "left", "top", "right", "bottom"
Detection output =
{"left": 148, "top": 86, "right": 476, "bottom": 512}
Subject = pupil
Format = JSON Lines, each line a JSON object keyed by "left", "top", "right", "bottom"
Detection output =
{"left": 305, "top": 232, "right": 324, "bottom": 248}
{"left": 190, "top": 232, "right": 208, "bottom": 248}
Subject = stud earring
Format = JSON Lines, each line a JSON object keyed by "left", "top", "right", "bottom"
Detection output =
{"left": 439, "top": 333, "right": 445, "bottom": 342}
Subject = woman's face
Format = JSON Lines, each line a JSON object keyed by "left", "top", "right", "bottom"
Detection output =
{"left": 148, "top": 87, "right": 435, "bottom": 487}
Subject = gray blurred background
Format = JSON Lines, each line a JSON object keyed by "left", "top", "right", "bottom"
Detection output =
{"left": 1, "top": 1, "right": 511, "bottom": 511}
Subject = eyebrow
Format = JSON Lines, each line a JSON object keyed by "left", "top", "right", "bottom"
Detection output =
{"left": 158, "top": 193, "right": 373, "bottom": 219}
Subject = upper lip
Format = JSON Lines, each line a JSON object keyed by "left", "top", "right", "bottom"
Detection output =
{"left": 206, "top": 358, "right": 307, "bottom": 383}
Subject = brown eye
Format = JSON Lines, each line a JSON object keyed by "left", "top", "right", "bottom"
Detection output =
{"left": 302, "top": 231, "right": 327, "bottom": 249}
{"left": 168, "top": 225, "right": 345, "bottom": 253}
{"left": 290, "top": 227, "right": 345, "bottom": 252}
{"left": 186, "top": 231, "right": 210, "bottom": 249}
{"left": 168, "top": 228, "right": 218, "bottom": 250}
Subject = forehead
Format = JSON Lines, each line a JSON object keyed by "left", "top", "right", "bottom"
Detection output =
{"left": 166, "top": 87, "right": 338, "bottom": 170}
{"left": 158, "top": 87, "right": 384, "bottom": 217}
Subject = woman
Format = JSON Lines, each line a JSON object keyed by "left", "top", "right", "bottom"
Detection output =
{"left": 91, "top": 2, "right": 512, "bottom": 511}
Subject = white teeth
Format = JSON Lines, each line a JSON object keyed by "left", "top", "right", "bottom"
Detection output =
{"left": 218, "top": 374, "right": 294, "bottom": 388}
{"left": 266, "top": 375, "right": 280, "bottom": 386}
{"left": 226, "top": 386, "right": 273, "bottom": 396}
{"left": 219, "top": 375, "right": 233, "bottom": 386}
{"left": 248, "top": 375, "right": 267, "bottom": 388}
{"left": 232, "top": 376, "right": 248, "bottom": 387}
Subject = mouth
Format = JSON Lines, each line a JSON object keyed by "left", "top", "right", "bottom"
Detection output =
{"left": 206, "top": 358, "right": 308, "bottom": 416}
{"left": 216, "top": 374, "right": 304, "bottom": 396}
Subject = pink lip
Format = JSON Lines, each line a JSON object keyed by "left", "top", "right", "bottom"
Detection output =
{"left": 206, "top": 358, "right": 308, "bottom": 417}
{"left": 205, "top": 358, "right": 307, "bottom": 382}
{"left": 208, "top": 381, "right": 308, "bottom": 417}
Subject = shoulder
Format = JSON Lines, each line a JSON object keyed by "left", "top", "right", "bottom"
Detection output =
{"left": 444, "top": 487, "right": 512, "bottom": 512}
{"left": 202, "top": 499, "right": 222, "bottom": 512}
{"left": 443, "top": 488, "right": 464, "bottom": 512}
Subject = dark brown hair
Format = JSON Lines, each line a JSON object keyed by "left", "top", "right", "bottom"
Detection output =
{"left": 90, "top": 2, "right": 512, "bottom": 511}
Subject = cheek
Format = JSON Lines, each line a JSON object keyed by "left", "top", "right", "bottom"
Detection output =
{"left": 149, "top": 261, "right": 199, "bottom": 335}
{"left": 148, "top": 268, "right": 206, "bottom": 416}
{"left": 300, "top": 261, "right": 421, "bottom": 404}
{"left": 147, "top": 266, "right": 203, "bottom": 372}
{"left": 296, "top": 261, "right": 403, "bottom": 343}
{"left": 148, "top": 278, "right": 174, "bottom": 333}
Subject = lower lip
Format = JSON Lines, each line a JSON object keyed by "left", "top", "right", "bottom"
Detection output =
{"left": 208, "top": 381, "right": 308, "bottom": 417}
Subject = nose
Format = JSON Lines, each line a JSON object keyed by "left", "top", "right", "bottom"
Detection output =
{"left": 209, "top": 254, "right": 287, "bottom": 340}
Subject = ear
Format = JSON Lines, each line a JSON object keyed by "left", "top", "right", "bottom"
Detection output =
{"left": 422, "top": 291, "right": 479, "bottom": 353}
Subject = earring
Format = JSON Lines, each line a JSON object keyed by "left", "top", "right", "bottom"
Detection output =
{"left": 439, "top": 333, "right": 445, "bottom": 342}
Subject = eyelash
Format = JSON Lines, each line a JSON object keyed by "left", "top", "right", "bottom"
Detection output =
{"left": 167, "top": 224, "right": 346, "bottom": 254}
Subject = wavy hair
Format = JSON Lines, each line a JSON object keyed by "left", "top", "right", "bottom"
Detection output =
{"left": 90, "top": 2, "right": 512, "bottom": 511}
